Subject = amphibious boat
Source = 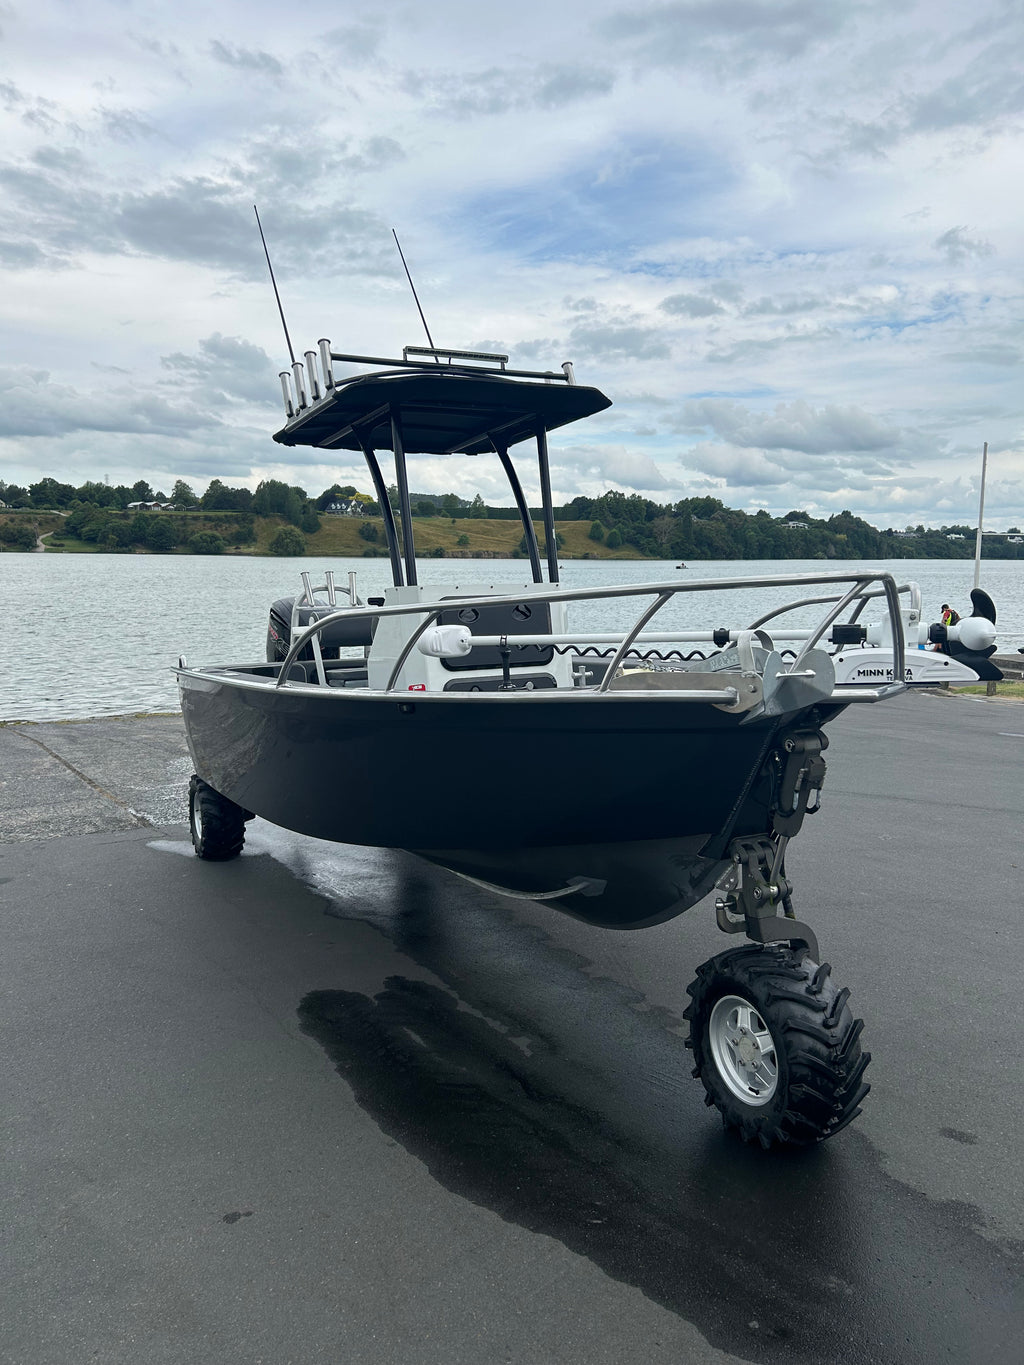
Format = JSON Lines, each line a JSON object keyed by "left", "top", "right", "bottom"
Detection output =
{"left": 176, "top": 338, "right": 999, "bottom": 1148}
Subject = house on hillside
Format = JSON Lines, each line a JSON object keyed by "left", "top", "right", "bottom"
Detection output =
{"left": 323, "top": 497, "right": 366, "bottom": 516}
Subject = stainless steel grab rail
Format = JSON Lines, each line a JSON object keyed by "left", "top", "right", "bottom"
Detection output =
{"left": 272, "top": 568, "right": 909, "bottom": 701}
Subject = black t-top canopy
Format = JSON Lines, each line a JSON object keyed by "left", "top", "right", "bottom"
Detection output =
{"left": 272, "top": 369, "right": 612, "bottom": 454}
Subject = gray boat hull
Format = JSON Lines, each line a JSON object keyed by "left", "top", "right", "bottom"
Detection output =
{"left": 177, "top": 667, "right": 833, "bottom": 928}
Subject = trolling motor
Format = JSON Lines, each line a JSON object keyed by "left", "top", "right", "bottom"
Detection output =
{"left": 928, "top": 588, "right": 1002, "bottom": 681}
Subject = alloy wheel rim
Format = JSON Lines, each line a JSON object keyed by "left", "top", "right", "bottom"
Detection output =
{"left": 708, "top": 993, "right": 779, "bottom": 1106}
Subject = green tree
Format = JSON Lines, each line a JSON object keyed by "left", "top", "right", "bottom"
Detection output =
{"left": 269, "top": 526, "right": 306, "bottom": 556}
{"left": 358, "top": 522, "right": 379, "bottom": 542}
{"left": 201, "top": 479, "right": 252, "bottom": 511}
{"left": 0, "top": 522, "right": 36, "bottom": 549}
{"left": 254, "top": 479, "right": 307, "bottom": 526}
{"left": 77, "top": 511, "right": 116, "bottom": 542}
{"left": 131, "top": 479, "right": 155, "bottom": 501}
{"left": 65, "top": 506, "right": 98, "bottom": 538}
{"left": 76, "top": 480, "right": 119, "bottom": 508}
{"left": 588, "top": 520, "right": 605, "bottom": 542}
{"left": 299, "top": 506, "right": 321, "bottom": 534}
{"left": 146, "top": 518, "right": 177, "bottom": 552}
{"left": 680, "top": 496, "right": 726, "bottom": 521}
{"left": 469, "top": 494, "right": 487, "bottom": 518}
{"left": 201, "top": 478, "right": 228, "bottom": 509}
{"left": 105, "top": 521, "right": 135, "bottom": 548}
{"left": 605, "top": 528, "right": 622, "bottom": 549}
{"left": 170, "top": 479, "right": 198, "bottom": 507}
{"left": 29, "top": 477, "right": 75, "bottom": 507}
{"left": 559, "top": 495, "right": 592, "bottom": 522}
{"left": 189, "top": 531, "right": 225, "bottom": 554}
{"left": 456, "top": 533, "right": 470, "bottom": 546}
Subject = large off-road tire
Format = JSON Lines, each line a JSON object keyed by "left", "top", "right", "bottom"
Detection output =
{"left": 188, "top": 775, "right": 248, "bottom": 861}
{"left": 684, "top": 943, "right": 870, "bottom": 1148}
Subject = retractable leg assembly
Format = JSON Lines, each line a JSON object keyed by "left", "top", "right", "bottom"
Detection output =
{"left": 685, "top": 726, "right": 870, "bottom": 1147}
{"left": 714, "top": 727, "right": 828, "bottom": 962}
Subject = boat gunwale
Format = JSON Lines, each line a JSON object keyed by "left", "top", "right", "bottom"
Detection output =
{"left": 174, "top": 665, "right": 745, "bottom": 707}
{"left": 174, "top": 662, "right": 903, "bottom": 708}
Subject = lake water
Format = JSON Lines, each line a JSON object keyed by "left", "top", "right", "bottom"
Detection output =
{"left": 3, "top": 553, "right": 1022, "bottom": 722}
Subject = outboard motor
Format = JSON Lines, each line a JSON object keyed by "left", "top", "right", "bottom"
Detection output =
{"left": 266, "top": 597, "right": 376, "bottom": 663}
{"left": 928, "top": 588, "right": 1002, "bottom": 681}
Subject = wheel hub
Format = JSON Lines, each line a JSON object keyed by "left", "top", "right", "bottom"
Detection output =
{"left": 734, "top": 1030, "right": 760, "bottom": 1066}
{"left": 708, "top": 994, "right": 779, "bottom": 1107}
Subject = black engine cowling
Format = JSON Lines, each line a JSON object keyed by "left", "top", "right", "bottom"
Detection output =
{"left": 266, "top": 597, "right": 376, "bottom": 663}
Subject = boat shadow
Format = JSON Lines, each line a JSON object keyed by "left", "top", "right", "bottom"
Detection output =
{"left": 298, "top": 968, "right": 882, "bottom": 1363}
{"left": 298, "top": 859, "right": 1012, "bottom": 1365}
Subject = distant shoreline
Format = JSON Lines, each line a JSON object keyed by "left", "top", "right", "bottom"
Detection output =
{"left": 3, "top": 508, "right": 1022, "bottom": 563}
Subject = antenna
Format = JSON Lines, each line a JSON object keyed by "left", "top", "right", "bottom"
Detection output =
{"left": 973, "top": 440, "right": 988, "bottom": 589}
{"left": 392, "top": 229, "right": 438, "bottom": 357}
{"left": 254, "top": 205, "right": 296, "bottom": 366}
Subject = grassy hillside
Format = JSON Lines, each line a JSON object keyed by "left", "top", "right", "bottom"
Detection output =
{"left": 1, "top": 508, "right": 643, "bottom": 558}
{"left": 300, "top": 516, "right": 642, "bottom": 560}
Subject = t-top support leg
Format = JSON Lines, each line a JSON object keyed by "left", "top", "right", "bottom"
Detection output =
{"left": 535, "top": 425, "right": 559, "bottom": 585}
{"left": 390, "top": 410, "right": 417, "bottom": 587}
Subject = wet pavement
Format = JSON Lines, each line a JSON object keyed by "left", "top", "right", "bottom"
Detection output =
{"left": 1, "top": 694, "right": 1022, "bottom": 1364}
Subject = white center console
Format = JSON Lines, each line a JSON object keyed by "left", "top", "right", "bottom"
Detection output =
{"left": 367, "top": 581, "right": 572, "bottom": 692}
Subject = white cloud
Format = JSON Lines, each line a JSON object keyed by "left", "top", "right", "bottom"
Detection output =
{"left": 0, "top": 366, "right": 224, "bottom": 440}
{"left": 0, "top": 0, "right": 1020, "bottom": 529}
{"left": 679, "top": 397, "right": 901, "bottom": 454}
{"left": 550, "top": 442, "right": 671, "bottom": 492}
{"left": 659, "top": 292, "right": 725, "bottom": 317}
{"left": 209, "top": 41, "right": 285, "bottom": 79}
{"left": 932, "top": 226, "right": 995, "bottom": 264}
{"left": 160, "top": 333, "right": 280, "bottom": 404}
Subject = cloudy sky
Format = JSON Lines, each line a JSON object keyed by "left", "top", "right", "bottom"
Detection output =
{"left": 2, "top": 0, "right": 1022, "bottom": 526}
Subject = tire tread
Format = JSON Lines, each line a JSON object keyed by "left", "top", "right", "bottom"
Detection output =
{"left": 685, "top": 944, "right": 869, "bottom": 1147}
{"left": 189, "top": 775, "right": 247, "bottom": 860}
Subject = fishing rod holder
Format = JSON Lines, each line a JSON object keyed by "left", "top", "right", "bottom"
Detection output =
{"left": 304, "top": 351, "right": 321, "bottom": 403}
{"left": 318, "top": 339, "right": 334, "bottom": 391}
{"left": 291, "top": 360, "right": 308, "bottom": 410}
{"left": 279, "top": 350, "right": 327, "bottom": 415}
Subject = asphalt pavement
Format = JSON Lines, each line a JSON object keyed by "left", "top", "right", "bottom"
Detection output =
{"left": 1, "top": 693, "right": 1021, "bottom": 1365}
